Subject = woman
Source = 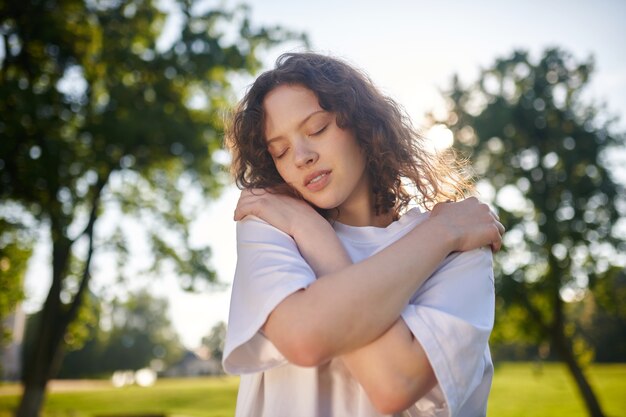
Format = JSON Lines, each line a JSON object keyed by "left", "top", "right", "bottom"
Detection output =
{"left": 222, "top": 52, "right": 504, "bottom": 417}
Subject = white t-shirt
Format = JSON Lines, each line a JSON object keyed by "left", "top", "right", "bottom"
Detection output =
{"left": 223, "top": 208, "right": 494, "bottom": 417}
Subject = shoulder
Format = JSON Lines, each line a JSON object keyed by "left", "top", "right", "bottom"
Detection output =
{"left": 237, "top": 215, "right": 292, "bottom": 243}
{"left": 410, "top": 247, "right": 495, "bottom": 326}
{"left": 438, "top": 247, "right": 493, "bottom": 275}
{"left": 235, "top": 216, "right": 305, "bottom": 264}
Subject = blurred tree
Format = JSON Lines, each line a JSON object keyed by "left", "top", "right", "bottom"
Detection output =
{"left": 100, "top": 290, "right": 183, "bottom": 371}
{"left": 434, "top": 48, "right": 625, "bottom": 417}
{"left": 0, "top": 219, "right": 32, "bottom": 379}
{"left": 52, "top": 291, "right": 106, "bottom": 378}
{"left": 0, "top": 220, "right": 31, "bottom": 346}
{"left": 202, "top": 320, "right": 226, "bottom": 362}
{"left": 23, "top": 290, "right": 100, "bottom": 378}
{"left": 576, "top": 269, "right": 626, "bottom": 362}
{"left": 55, "top": 290, "right": 182, "bottom": 377}
{"left": 0, "top": 0, "right": 304, "bottom": 416}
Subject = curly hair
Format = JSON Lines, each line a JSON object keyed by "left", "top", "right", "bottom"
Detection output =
{"left": 225, "top": 52, "right": 472, "bottom": 218}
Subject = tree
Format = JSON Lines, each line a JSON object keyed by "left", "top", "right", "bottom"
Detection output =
{"left": 0, "top": 219, "right": 32, "bottom": 379}
{"left": 434, "top": 48, "right": 625, "bottom": 417}
{"left": 202, "top": 320, "right": 226, "bottom": 362}
{"left": 0, "top": 1, "right": 303, "bottom": 416}
{"left": 55, "top": 290, "right": 183, "bottom": 377}
{"left": 0, "top": 219, "right": 31, "bottom": 346}
{"left": 52, "top": 291, "right": 105, "bottom": 379}
{"left": 101, "top": 290, "right": 183, "bottom": 371}
{"left": 22, "top": 291, "right": 100, "bottom": 378}
{"left": 576, "top": 269, "right": 626, "bottom": 363}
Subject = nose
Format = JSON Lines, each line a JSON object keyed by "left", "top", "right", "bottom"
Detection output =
{"left": 294, "top": 137, "right": 318, "bottom": 167}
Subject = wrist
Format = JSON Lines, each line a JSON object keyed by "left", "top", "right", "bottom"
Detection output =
{"left": 291, "top": 212, "right": 329, "bottom": 242}
{"left": 424, "top": 215, "right": 458, "bottom": 254}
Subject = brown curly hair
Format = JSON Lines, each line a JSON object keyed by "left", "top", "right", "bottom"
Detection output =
{"left": 226, "top": 52, "right": 472, "bottom": 218}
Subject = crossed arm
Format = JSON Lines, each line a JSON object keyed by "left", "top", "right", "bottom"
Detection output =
{"left": 234, "top": 190, "right": 503, "bottom": 413}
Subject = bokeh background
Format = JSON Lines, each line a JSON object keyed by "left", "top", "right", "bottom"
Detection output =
{"left": 1, "top": 1, "right": 625, "bottom": 416}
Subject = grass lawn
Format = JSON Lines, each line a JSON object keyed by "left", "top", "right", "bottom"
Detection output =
{"left": 487, "top": 362, "right": 625, "bottom": 417}
{"left": 0, "top": 363, "right": 624, "bottom": 417}
{"left": 0, "top": 377, "right": 239, "bottom": 417}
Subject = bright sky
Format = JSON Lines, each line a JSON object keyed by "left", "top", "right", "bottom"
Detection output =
{"left": 23, "top": 0, "right": 626, "bottom": 349}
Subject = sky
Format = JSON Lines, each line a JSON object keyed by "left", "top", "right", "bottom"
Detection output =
{"left": 23, "top": 0, "right": 626, "bottom": 349}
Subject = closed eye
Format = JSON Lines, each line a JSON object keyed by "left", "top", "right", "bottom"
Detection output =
{"left": 310, "top": 124, "right": 328, "bottom": 136}
{"left": 274, "top": 148, "right": 288, "bottom": 159}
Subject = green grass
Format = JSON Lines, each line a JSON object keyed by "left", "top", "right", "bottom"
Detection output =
{"left": 0, "top": 377, "right": 239, "bottom": 417}
{"left": 487, "top": 363, "right": 626, "bottom": 417}
{"left": 0, "top": 363, "right": 624, "bottom": 417}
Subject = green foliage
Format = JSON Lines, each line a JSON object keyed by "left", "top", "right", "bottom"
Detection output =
{"left": 101, "top": 290, "right": 184, "bottom": 371}
{"left": 436, "top": 47, "right": 625, "bottom": 416}
{"left": 202, "top": 321, "right": 226, "bottom": 361}
{"left": 0, "top": 0, "right": 303, "bottom": 289}
{"left": 0, "top": 0, "right": 303, "bottom": 414}
{"left": 436, "top": 47, "right": 625, "bottom": 348}
{"left": 56, "top": 290, "right": 184, "bottom": 378}
{"left": 0, "top": 218, "right": 31, "bottom": 346}
{"left": 574, "top": 270, "right": 626, "bottom": 362}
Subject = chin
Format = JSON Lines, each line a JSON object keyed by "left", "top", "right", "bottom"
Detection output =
{"left": 310, "top": 200, "right": 341, "bottom": 212}
{"left": 302, "top": 192, "right": 343, "bottom": 212}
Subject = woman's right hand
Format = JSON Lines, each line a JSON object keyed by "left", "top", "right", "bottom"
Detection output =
{"left": 235, "top": 187, "right": 350, "bottom": 278}
{"left": 429, "top": 197, "right": 505, "bottom": 253}
{"left": 234, "top": 188, "right": 324, "bottom": 238}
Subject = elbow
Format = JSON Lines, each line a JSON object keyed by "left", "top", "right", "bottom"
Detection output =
{"left": 277, "top": 329, "right": 333, "bottom": 367}
{"left": 284, "top": 344, "right": 328, "bottom": 368}
{"left": 369, "top": 367, "right": 438, "bottom": 414}
{"left": 369, "top": 387, "right": 418, "bottom": 415}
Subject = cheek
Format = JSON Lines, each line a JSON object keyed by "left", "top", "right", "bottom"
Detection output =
{"left": 345, "top": 140, "right": 366, "bottom": 168}
{"left": 275, "top": 163, "right": 294, "bottom": 184}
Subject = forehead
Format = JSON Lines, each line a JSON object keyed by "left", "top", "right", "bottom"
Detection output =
{"left": 263, "top": 84, "right": 322, "bottom": 137}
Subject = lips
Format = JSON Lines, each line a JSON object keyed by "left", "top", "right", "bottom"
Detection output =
{"left": 304, "top": 170, "right": 331, "bottom": 191}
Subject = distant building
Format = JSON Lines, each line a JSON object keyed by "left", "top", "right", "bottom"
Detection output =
{"left": 1, "top": 303, "right": 25, "bottom": 380}
{"left": 164, "top": 348, "right": 223, "bottom": 377}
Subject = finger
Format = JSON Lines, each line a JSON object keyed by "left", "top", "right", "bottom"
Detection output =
{"left": 233, "top": 204, "right": 248, "bottom": 221}
{"left": 490, "top": 237, "right": 502, "bottom": 253}
{"left": 496, "top": 220, "right": 506, "bottom": 236}
{"left": 234, "top": 199, "right": 257, "bottom": 221}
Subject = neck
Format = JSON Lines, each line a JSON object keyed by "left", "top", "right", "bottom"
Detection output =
{"left": 334, "top": 207, "right": 394, "bottom": 228}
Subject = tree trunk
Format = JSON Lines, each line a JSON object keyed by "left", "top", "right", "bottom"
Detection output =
{"left": 548, "top": 257, "right": 605, "bottom": 417}
{"left": 552, "top": 332, "right": 606, "bottom": 417}
{"left": 16, "top": 284, "right": 68, "bottom": 417}
{"left": 16, "top": 383, "right": 47, "bottom": 417}
{"left": 16, "top": 180, "right": 104, "bottom": 417}
{"left": 518, "top": 278, "right": 606, "bottom": 417}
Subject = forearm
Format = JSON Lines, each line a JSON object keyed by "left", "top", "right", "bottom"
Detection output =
{"left": 291, "top": 220, "right": 437, "bottom": 411}
{"left": 264, "top": 216, "right": 453, "bottom": 362}
{"left": 291, "top": 217, "right": 352, "bottom": 276}
{"left": 341, "top": 319, "right": 437, "bottom": 413}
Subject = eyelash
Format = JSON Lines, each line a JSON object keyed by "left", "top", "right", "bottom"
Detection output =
{"left": 273, "top": 124, "right": 329, "bottom": 160}
{"left": 311, "top": 125, "right": 328, "bottom": 136}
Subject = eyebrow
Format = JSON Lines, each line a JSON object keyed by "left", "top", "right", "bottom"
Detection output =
{"left": 266, "top": 110, "right": 327, "bottom": 145}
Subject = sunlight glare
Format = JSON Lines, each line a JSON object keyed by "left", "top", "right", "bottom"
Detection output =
{"left": 425, "top": 124, "right": 454, "bottom": 152}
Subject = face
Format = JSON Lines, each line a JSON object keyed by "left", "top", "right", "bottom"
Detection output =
{"left": 263, "top": 84, "right": 371, "bottom": 221}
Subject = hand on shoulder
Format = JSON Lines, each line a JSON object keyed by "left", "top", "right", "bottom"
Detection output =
{"left": 429, "top": 197, "right": 505, "bottom": 253}
{"left": 234, "top": 187, "right": 325, "bottom": 237}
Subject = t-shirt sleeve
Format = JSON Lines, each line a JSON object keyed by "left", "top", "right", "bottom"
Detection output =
{"left": 222, "top": 216, "right": 317, "bottom": 375}
{"left": 401, "top": 247, "right": 494, "bottom": 417}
